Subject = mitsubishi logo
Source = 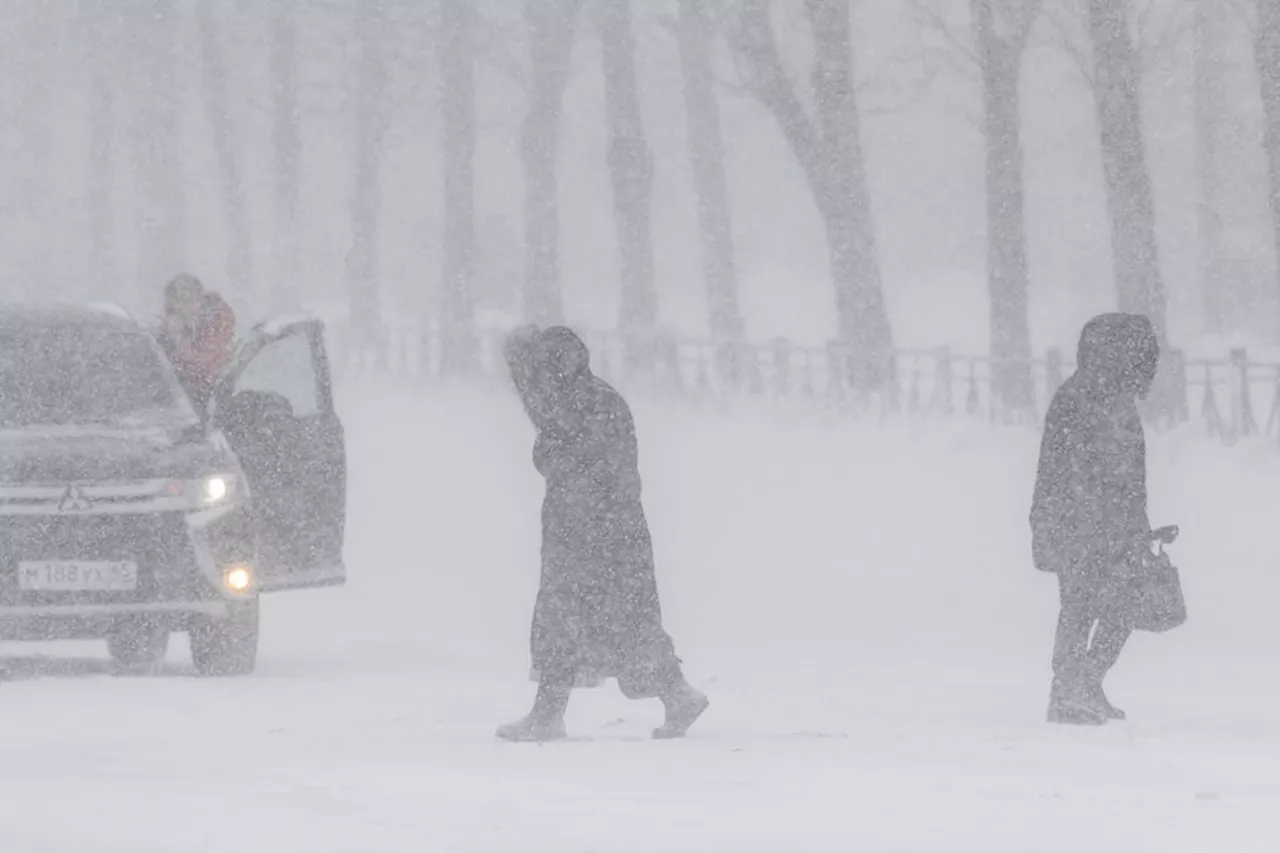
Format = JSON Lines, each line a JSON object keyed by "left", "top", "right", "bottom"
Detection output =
{"left": 58, "top": 485, "right": 94, "bottom": 513}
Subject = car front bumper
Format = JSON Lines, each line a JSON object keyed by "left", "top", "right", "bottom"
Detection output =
{"left": 0, "top": 487, "right": 257, "bottom": 639}
{"left": 0, "top": 600, "right": 235, "bottom": 641}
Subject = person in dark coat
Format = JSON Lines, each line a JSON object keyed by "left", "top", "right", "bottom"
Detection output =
{"left": 497, "top": 325, "right": 709, "bottom": 742}
{"left": 1030, "top": 312, "right": 1161, "bottom": 725}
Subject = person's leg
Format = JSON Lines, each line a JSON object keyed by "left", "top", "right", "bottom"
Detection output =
{"left": 496, "top": 666, "right": 573, "bottom": 742}
{"left": 1083, "top": 619, "right": 1132, "bottom": 720}
{"left": 617, "top": 655, "right": 710, "bottom": 739}
{"left": 1089, "top": 621, "right": 1130, "bottom": 675}
{"left": 1049, "top": 572, "right": 1106, "bottom": 725}
{"left": 654, "top": 676, "right": 710, "bottom": 740}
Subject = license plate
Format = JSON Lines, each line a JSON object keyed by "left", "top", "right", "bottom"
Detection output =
{"left": 17, "top": 560, "right": 139, "bottom": 592}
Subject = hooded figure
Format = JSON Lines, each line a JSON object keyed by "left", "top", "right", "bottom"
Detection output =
{"left": 497, "top": 325, "right": 709, "bottom": 742}
{"left": 1031, "top": 312, "right": 1160, "bottom": 725}
{"left": 158, "top": 274, "right": 236, "bottom": 410}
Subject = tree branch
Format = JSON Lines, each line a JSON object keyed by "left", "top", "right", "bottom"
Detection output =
{"left": 1134, "top": 0, "right": 1192, "bottom": 70}
{"left": 1004, "top": 0, "right": 1046, "bottom": 52}
{"left": 910, "top": 0, "right": 981, "bottom": 72}
{"left": 728, "top": 0, "right": 828, "bottom": 208}
{"left": 473, "top": 15, "right": 530, "bottom": 87}
{"left": 1037, "top": 0, "right": 1095, "bottom": 88}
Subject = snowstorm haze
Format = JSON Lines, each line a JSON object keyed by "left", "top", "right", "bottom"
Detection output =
{"left": 0, "top": 0, "right": 1266, "bottom": 351}
{"left": 2, "top": 2, "right": 1280, "bottom": 850}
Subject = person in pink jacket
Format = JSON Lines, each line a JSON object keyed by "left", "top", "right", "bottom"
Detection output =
{"left": 157, "top": 273, "right": 237, "bottom": 409}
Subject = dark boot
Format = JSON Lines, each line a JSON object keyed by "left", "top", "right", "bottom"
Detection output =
{"left": 1084, "top": 621, "right": 1130, "bottom": 721}
{"left": 1082, "top": 678, "right": 1125, "bottom": 721}
{"left": 1046, "top": 676, "right": 1106, "bottom": 726}
{"left": 496, "top": 679, "right": 570, "bottom": 742}
{"left": 653, "top": 679, "right": 710, "bottom": 739}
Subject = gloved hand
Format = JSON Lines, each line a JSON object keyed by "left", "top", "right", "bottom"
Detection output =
{"left": 1112, "top": 533, "right": 1154, "bottom": 581}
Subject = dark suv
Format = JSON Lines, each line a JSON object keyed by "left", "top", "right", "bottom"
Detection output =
{"left": 0, "top": 304, "right": 346, "bottom": 675}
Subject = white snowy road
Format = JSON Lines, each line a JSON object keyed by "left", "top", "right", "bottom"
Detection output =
{"left": 1, "top": 383, "right": 1279, "bottom": 851}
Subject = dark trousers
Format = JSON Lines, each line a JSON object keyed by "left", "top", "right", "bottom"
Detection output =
{"left": 1052, "top": 570, "right": 1131, "bottom": 686}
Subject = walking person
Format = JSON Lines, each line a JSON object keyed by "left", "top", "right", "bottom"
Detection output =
{"left": 1030, "top": 312, "right": 1162, "bottom": 725}
{"left": 497, "top": 325, "right": 709, "bottom": 742}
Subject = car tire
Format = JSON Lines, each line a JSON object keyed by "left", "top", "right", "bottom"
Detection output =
{"left": 190, "top": 598, "right": 259, "bottom": 677}
{"left": 107, "top": 618, "right": 170, "bottom": 669}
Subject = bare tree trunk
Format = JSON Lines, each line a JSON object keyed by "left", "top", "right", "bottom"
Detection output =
{"left": 348, "top": 0, "right": 387, "bottom": 352}
{"left": 14, "top": 4, "right": 52, "bottom": 236}
{"left": 440, "top": 0, "right": 477, "bottom": 373}
{"left": 973, "top": 0, "right": 1038, "bottom": 416}
{"left": 522, "top": 0, "right": 584, "bottom": 326}
{"left": 1196, "top": 0, "right": 1229, "bottom": 334}
{"left": 735, "top": 0, "right": 893, "bottom": 388}
{"left": 271, "top": 1, "right": 301, "bottom": 314}
{"left": 1087, "top": 0, "right": 1167, "bottom": 336}
{"left": 599, "top": 0, "right": 658, "bottom": 341}
{"left": 0, "top": 25, "right": 15, "bottom": 296}
{"left": 676, "top": 0, "right": 743, "bottom": 341}
{"left": 1256, "top": 0, "right": 1280, "bottom": 337}
{"left": 735, "top": 5, "right": 826, "bottom": 204}
{"left": 197, "top": 4, "right": 254, "bottom": 310}
{"left": 125, "top": 0, "right": 185, "bottom": 308}
{"left": 82, "top": 0, "right": 118, "bottom": 299}
{"left": 807, "top": 0, "right": 891, "bottom": 381}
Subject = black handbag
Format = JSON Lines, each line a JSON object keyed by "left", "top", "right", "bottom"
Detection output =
{"left": 1120, "top": 540, "right": 1187, "bottom": 633}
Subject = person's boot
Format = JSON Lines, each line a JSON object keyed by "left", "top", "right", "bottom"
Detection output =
{"left": 496, "top": 680, "right": 570, "bottom": 742}
{"left": 1084, "top": 633, "right": 1128, "bottom": 721}
{"left": 495, "top": 715, "right": 566, "bottom": 742}
{"left": 653, "top": 680, "right": 710, "bottom": 740}
{"left": 1046, "top": 675, "right": 1106, "bottom": 726}
{"left": 1083, "top": 678, "right": 1125, "bottom": 721}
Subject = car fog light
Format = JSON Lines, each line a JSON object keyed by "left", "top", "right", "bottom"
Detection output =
{"left": 182, "top": 474, "right": 238, "bottom": 508}
{"left": 203, "top": 476, "right": 229, "bottom": 504}
{"left": 224, "top": 566, "right": 252, "bottom": 592}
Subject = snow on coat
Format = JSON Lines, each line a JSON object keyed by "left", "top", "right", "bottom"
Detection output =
{"left": 505, "top": 326, "right": 679, "bottom": 693}
{"left": 1030, "top": 312, "right": 1158, "bottom": 579}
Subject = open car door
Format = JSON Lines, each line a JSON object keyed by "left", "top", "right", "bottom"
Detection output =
{"left": 213, "top": 316, "right": 346, "bottom": 593}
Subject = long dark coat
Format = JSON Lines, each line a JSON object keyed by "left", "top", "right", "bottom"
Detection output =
{"left": 1030, "top": 313, "right": 1158, "bottom": 588}
{"left": 505, "top": 327, "right": 677, "bottom": 693}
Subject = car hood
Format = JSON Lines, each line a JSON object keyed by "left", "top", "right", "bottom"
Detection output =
{"left": 0, "top": 424, "right": 233, "bottom": 484}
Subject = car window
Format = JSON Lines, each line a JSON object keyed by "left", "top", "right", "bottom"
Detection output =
{"left": 233, "top": 331, "right": 320, "bottom": 418}
{"left": 0, "top": 323, "right": 191, "bottom": 428}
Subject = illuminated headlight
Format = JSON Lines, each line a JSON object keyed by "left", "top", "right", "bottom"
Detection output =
{"left": 224, "top": 565, "right": 253, "bottom": 592}
{"left": 203, "top": 475, "right": 229, "bottom": 504}
{"left": 182, "top": 473, "right": 240, "bottom": 508}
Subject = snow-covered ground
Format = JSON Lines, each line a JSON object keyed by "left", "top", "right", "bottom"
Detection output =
{"left": 0, "top": 381, "right": 1279, "bottom": 851}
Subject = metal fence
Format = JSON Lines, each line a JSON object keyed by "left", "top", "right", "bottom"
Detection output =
{"left": 326, "top": 318, "right": 1280, "bottom": 444}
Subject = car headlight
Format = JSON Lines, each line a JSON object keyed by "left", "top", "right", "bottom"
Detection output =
{"left": 184, "top": 473, "right": 240, "bottom": 508}
{"left": 223, "top": 564, "right": 253, "bottom": 592}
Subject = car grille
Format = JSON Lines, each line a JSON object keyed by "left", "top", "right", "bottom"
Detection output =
{"left": 0, "top": 481, "right": 187, "bottom": 515}
{"left": 0, "top": 512, "right": 196, "bottom": 606}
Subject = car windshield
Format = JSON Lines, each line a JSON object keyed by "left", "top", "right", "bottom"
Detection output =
{"left": 0, "top": 321, "right": 193, "bottom": 429}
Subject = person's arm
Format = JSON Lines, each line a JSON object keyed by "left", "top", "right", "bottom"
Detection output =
{"left": 1030, "top": 393, "right": 1096, "bottom": 571}
{"left": 1105, "top": 416, "right": 1153, "bottom": 570}
{"left": 578, "top": 388, "right": 642, "bottom": 503}
{"left": 533, "top": 429, "right": 565, "bottom": 477}
{"left": 200, "top": 296, "right": 236, "bottom": 362}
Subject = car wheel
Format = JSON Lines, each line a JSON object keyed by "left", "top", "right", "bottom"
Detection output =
{"left": 190, "top": 598, "right": 259, "bottom": 677}
{"left": 107, "top": 618, "right": 170, "bottom": 669}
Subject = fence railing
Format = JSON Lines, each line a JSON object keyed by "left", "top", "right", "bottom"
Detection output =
{"left": 326, "top": 318, "right": 1280, "bottom": 444}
